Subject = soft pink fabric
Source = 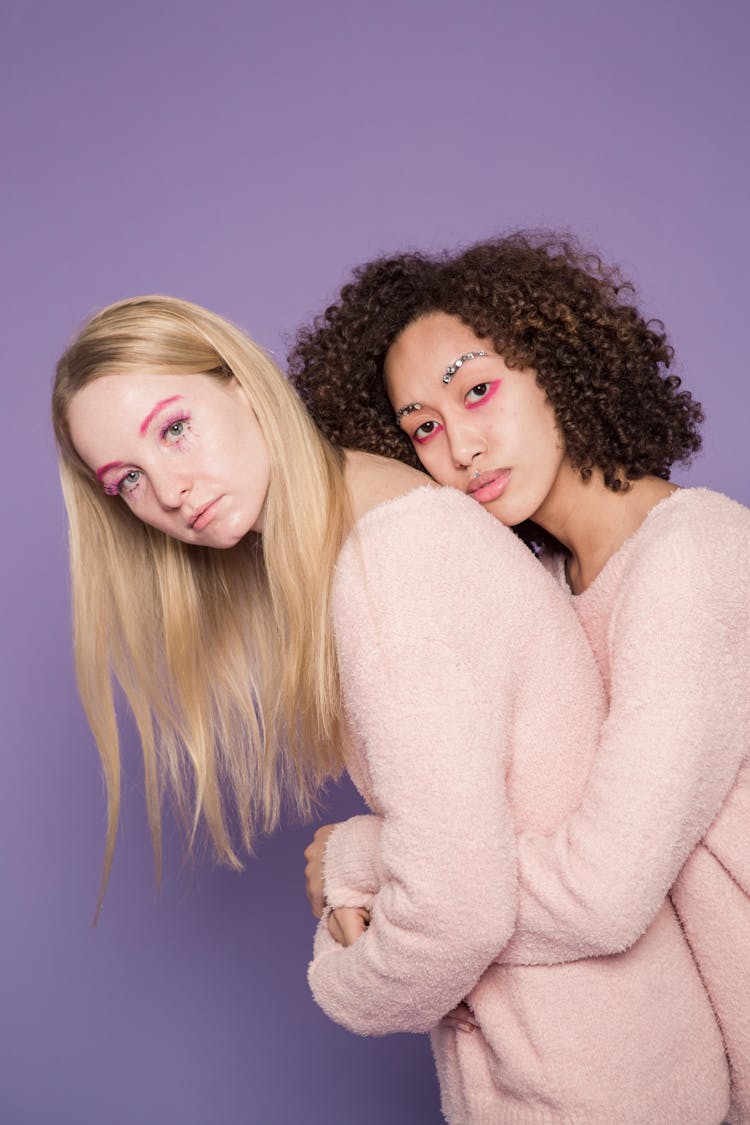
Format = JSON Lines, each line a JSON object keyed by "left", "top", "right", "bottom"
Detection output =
{"left": 309, "top": 487, "right": 730, "bottom": 1124}
{"left": 539, "top": 488, "right": 749, "bottom": 1124}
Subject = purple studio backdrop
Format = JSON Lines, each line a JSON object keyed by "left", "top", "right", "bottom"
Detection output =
{"left": 1, "top": 1, "right": 748, "bottom": 1123}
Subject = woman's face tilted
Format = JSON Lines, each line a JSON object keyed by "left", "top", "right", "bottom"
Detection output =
{"left": 385, "top": 312, "right": 568, "bottom": 528}
{"left": 68, "top": 370, "right": 271, "bottom": 547}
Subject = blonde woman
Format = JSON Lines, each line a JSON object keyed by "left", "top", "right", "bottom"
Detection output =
{"left": 53, "top": 295, "right": 730, "bottom": 1124}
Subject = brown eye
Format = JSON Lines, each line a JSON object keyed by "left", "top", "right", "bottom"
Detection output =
{"left": 413, "top": 419, "right": 444, "bottom": 443}
{"left": 466, "top": 383, "right": 489, "bottom": 403}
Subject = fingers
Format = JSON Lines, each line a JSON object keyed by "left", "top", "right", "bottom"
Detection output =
{"left": 442, "top": 1002, "right": 478, "bottom": 1034}
{"left": 339, "top": 907, "right": 369, "bottom": 946}
{"left": 442, "top": 1018, "right": 476, "bottom": 1034}
{"left": 304, "top": 858, "right": 326, "bottom": 918}
{"left": 327, "top": 910, "right": 345, "bottom": 945}
{"left": 328, "top": 906, "right": 370, "bottom": 947}
{"left": 304, "top": 823, "right": 337, "bottom": 919}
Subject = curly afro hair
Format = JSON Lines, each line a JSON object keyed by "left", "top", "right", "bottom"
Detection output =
{"left": 288, "top": 232, "right": 703, "bottom": 491}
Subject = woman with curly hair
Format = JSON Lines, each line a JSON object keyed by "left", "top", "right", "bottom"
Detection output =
{"left": 291, "top": 233, "right": 750, "bottom": 1122}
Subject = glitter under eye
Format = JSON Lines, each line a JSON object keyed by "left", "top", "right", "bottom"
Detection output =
{"left": 104, "top": 470, "right": 142, "bottom": 497}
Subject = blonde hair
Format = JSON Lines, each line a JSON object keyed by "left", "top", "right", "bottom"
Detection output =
{"left": 52, "top": 296, "right": 350, "bottom": 916}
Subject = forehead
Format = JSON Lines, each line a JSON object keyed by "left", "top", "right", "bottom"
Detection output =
{"left": 71, "top": 370, "right": 175, "bottom": 415}
{"left": 67, "top": 370, "right": 228, "bottom": 471}
{"left": 385, "top": 312, "right": 491, "bottom": 400}
{"left": 69, "top": 371, "right": 177, "bottom": 438}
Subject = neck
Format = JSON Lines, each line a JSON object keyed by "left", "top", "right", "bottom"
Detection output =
{"left": 533, "top": 462, "right": 678, "bottom": 593}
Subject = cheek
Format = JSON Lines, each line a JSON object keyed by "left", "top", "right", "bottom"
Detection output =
{"left": 514, "top": 396, "right": 556, "bottom": 448}
{"left": 414, "top": 445, "right": 453, "bottom": 485}
{"left": 539, "top": 410, "right": 564, "bottom": 459}
{"left": 412, "top": 447, "right": 431, "bottom": 473}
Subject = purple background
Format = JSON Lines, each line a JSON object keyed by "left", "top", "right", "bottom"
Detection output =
{"left": 2, "top": 1, "right": 748, "bottom": 1122}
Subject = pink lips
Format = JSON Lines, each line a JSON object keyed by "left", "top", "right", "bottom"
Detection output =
{"left": 466, "top": 469, "right": 512, "bottom": 504}
{"left": 190, "top": 498, "right": 221, "bottom": 531}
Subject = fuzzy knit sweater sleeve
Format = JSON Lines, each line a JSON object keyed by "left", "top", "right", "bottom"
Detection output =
{"left": 323, "top": 490, "right": 750, "bottom": 966}
{"left": 502, "top": 490, "right": 750, "bottom": 962}
{"left": 307, "top": 488, "right": 521, "bottom": 1036}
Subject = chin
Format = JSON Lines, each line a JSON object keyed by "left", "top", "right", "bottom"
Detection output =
{"left": 487, "top": 499, "right": 526, "bottom": 528}
{"left": 200, "top": 506, "right": 246, "bottom": 545}
{"left": 209, "top": 530, "right": 249, "bottom": 550}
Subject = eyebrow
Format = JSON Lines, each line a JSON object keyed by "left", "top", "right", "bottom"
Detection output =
{"left": 395, "top": 349, "right": 490, "bottom": 420}
{"left": 395, "top": 402, "right": 423, "bottom": 421}
{"left": 441, "top": 350, "right": 487, "bottom": 384}
{"left": 96, "top": 460, "right": 124, "bottom": 481}
{"left": 139, "top": 395, "right": 182, "bottom": 436}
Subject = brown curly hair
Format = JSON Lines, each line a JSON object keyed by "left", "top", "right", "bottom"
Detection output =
{"left": 288, "top": 231, "right": 703, "bottom": 491}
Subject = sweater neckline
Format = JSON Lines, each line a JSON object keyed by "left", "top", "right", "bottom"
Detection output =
{"left": 566, "top": 486, "right": 701, "bottom": 603}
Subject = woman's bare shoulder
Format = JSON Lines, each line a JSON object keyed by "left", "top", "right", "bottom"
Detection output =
{"left": 344, "top": 449, "right": 436, "bottom": 522}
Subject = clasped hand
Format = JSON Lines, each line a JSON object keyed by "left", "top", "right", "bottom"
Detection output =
{"left": 303, "top": 823, "right": 477, "bottom": 1030}
{"left": 303, "top": 822, "right": 371, "bottom": 947}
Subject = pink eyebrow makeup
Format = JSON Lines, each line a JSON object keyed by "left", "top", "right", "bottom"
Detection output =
{"left": 139, "top": 395, "right": 183, "bottom": 436}
{"left": 96, "top": 460, "right": 124, "bottom": 482}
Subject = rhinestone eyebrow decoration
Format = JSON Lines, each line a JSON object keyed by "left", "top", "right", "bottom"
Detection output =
{"left": 442, "top": 350, "right": 487, "bottom": 384}
{"left": 395, "top": 402, "right": 423, "bottom": 420}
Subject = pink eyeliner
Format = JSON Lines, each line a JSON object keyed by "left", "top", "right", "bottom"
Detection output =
{"left": 465, "top": 379, "right": 502, "bottom": 410}
{"left": 414, "top": 423, "right": 443, "bottom": 445}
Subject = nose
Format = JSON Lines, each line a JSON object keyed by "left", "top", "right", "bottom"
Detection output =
{"left": 151, "top": 466, "right": 191, "bottom": 510}
{"left": 446, "top": 418, "right": 487, "bottom": 470}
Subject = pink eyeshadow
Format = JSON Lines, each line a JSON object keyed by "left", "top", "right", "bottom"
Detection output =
{"left": 465, "top": 379, "right": 502, "bottom": 410}
{"left": 96, "top": 460, "right": 124, "bottom": 481}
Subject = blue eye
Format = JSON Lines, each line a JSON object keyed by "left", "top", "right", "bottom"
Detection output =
{"left": 162, "top": 417, "right": 190, "bottom": 441}
{"left": 118, "top": 470, "right": 142, "bottom": 495}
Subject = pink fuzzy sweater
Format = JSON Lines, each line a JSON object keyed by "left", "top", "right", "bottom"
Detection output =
{"left": 308, "top": 486, "right": 731, "bottom": 1124}
{"left": 533, "top": 487, "right": 750, "bottom": 1124}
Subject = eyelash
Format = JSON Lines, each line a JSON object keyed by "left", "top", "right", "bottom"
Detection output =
{"left": 411, "top": 380, "right": 501, "bottom": 443}
{"left": 106, "top": 470, "right": 141, "bottom": 497}
{"left": 465, "top": 380, "right": 500, "bottom": 409}
{"left": 160, "top": 413, "right": 192, "bottom": 441}
{"left": 413, "top": 420, "right": 443, "bottom": 444}
{"left": 103, "top": 414, "right": 192, "bottom": 497}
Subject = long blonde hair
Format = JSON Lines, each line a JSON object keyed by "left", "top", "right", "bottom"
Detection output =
{"left": 52, "top": 296, "right": 350, "bottom": 915}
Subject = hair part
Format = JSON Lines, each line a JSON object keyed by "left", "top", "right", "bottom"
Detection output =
{"left": 54, "top": 296, "right": 349, "bottom": 916}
